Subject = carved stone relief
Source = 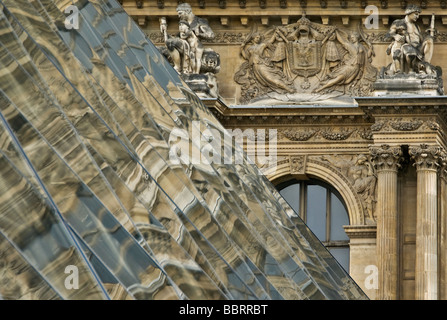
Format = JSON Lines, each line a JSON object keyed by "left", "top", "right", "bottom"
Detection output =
{"left": 319, "top": 154, "right": 377, "bottom": 223}
{"left": 290, "top": 155, "right": 306, "bottom": 175}
{"left": 234, "top": 14, "right": 378, "bottom": 105}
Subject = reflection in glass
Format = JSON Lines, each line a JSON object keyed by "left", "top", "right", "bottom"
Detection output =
{"left": 0, "top": 0, "right": 367, "bottom": 300}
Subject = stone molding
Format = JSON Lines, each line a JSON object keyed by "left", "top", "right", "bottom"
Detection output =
{"left": 344, "top": 225, "right": 377, "bottom": 239}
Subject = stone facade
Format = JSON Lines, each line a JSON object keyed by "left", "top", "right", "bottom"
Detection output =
{"left": 129, "top": 0, "right": 447, "bottom": 300}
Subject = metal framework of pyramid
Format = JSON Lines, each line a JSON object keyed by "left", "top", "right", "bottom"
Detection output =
{"left": 0, "top": 0, "right": 366, "bottom": 300}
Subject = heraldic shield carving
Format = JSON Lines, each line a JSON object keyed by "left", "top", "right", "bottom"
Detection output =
{"left": 286, "top": 29, "right": 322, "bottom": 77}
{"left": 234, "top": 15, "right": 378, "bottom": 105}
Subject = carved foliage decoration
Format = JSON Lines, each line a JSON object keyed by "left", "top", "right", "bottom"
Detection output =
{"left": 234, "top": 15, "right": 378, "bottom": 104}
{"left": 370, "top": 144, "right": 403, "bottom": 171}
{"left": 409, "top": 143, "right": 442, "bottom": 170}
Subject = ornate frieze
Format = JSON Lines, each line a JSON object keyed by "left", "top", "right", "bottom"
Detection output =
{"left": 370, "top": 144, "right": 403, "bottom": 172}
{"left": 149, "top": 31, "right": 247, "bottom": 45}
{"left": 149, "top": 29, "right": 447, "bottom": 46}
{"left": 370, "top": 118, "right": 437, "bottom": 132}
{"left": 277, "top": 127, "right": 371, "bottom": 142}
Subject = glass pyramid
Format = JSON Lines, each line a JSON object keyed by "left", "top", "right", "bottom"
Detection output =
{"left": 0, "top": 0, "right": 367, "bottom": 300}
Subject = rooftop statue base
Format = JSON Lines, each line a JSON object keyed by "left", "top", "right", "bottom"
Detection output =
{"left": 181, "top": 73, "right": 218, "bottom": 99}
{"left": 374, "top": 72, "right": 443, "bottom": 97}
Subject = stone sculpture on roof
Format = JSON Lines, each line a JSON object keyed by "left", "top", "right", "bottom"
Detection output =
{"left": 234, "top": 14, "right": 378, "bottom": 105}
{"left": 159, "top": 3, "right": 220, "bottom": 98}
{"left": 374, "top": 4, "right": 444, "bottom": 96}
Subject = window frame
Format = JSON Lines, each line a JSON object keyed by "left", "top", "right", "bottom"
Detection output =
{"left": 277, "top": 178, "right": 350, "bottom": 268}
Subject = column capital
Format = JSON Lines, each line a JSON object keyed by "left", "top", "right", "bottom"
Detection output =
{"left": 409, "top": 144, "right": 442, "bottom": 171}
{"left": 369, "top": 144, "right": 403, "bottom": 172}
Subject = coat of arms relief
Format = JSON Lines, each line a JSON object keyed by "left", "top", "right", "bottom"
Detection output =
{"left": 234, "top": 15, "right": 378, "bottom": 105}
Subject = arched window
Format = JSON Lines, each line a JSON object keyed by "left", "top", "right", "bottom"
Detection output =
{"left": 277, "top": 178, "right": 350, "bottom": 272}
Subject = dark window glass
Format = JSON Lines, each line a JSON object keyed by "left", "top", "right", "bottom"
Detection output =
{"left": 277, "top": 179, "right": 350, "bottom": 272}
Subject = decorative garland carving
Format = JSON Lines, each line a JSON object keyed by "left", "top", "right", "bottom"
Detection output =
{"left": 320, "top": 128, "right": 354, "bottom": 141}
{"left": 389, "top": 119, "right": 423, "bottom": 131}
{"left": 278, "top": 127, "right": 372, "bottom": 142}
{"left": 279, "top": 129, "right": 317, "bottom": 141}
{"left": 371, "top": 118, "right": 440, "bottom": 132}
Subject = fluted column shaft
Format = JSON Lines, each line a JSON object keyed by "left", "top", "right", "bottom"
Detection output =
{"left": 370, "top": 145, "right": 403, "bottom": 300}
{"left": 410, "top": 144, "right": 441, "bottom": 300}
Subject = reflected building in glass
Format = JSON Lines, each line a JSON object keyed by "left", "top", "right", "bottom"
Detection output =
{"left": 0, "top": 0, "right": 366, "bottom": 300}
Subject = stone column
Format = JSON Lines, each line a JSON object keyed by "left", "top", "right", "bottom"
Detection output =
{"left": 409, "top": 144, "right": 441, "bottom": 300}
{"left": 370, "top": 144, "right": 403, "bottom": 300}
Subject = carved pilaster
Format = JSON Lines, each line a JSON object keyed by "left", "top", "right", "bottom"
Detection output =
{"left": 409, "top": 144, "right": 441, "bottom": 300}
{"left": 440, "top": 150, "right": 447, "bottom": 299}
{"left": 369, "top": 144, "right": 403, "bottom": 300}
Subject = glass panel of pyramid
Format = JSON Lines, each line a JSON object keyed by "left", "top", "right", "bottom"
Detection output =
{"left": 0, "top": 0, "right": 367, "bottom": 300}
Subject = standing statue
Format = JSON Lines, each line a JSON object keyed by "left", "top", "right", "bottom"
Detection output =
{"left": 175, "top": 2, "right": 215, "bottom": 42}
{"left": 161, "top": 19, "right": 203, "bottom": 74}
{"left": 158, "top": 3, "right": 221, "bottom": 98}
{"left": 386, "top": 20, "right": 408, "bottom": 74}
